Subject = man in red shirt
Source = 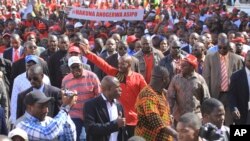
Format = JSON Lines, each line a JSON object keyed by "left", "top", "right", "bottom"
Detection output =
{"left": 79, "top": 41, "right": 147, "bottom": 138}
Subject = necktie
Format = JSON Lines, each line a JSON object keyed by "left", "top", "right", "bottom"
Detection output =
{"left": 220, "top": 56, "right": 228, "bottom": 92}
{"left": 13, "top": 49, "right": 19, "bottom": 62}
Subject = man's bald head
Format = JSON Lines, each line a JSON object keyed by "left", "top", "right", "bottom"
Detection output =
{"left": 101, "top": 75, "right": 120, "bottom": 90}
{"left": 101, "top": 76, "right": 121, "bottom": 101}
{"left": 11, "top": 33, "right": 21, "bottom": 40}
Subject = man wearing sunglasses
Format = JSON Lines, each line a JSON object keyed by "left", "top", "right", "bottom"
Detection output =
{"left": 10, "top": 55, "right": 51, "bottom": 126}
{"left": 203, "top": 38, "right": 243, "bottom": 125}
{"left": 16, "top": 64, "right": 61, "bottom": 126}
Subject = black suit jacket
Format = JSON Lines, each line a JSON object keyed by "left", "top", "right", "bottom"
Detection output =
{"left": 3, "top": 47, "right": 24, "bottom": 62}
{"left": 16, "top": 84, "right": 61, "bottom": 119}
{"left": 10, "top": 57, "right": 49, "bottom": 96}
{"left": 84, "top": 95, "right": 128, "bottom": 141}
{"left": 106, "top": 53, "right": 140, "bottom": 73}
{"left": 229, "top": 68, "right": 249, "bottom": 124}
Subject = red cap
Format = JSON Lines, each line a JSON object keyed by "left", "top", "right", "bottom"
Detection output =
{"left": 2, "top": 33, "right": 11, "bottom": 38}
{"left": 24, "top": 32, "right": 36, "bottom": 41}
{"left": 49, "top": 25, "right": 61, "bottom": 32}
{"left": 126, "top": 35, "right": 138, "bottom": 43}
{"left": 232, "top": 37, "right": 245, "bottom": 43}
{"left": 183, "top": 54, "right": 198, "bottom": 68}
{"left": 38, "top": 23, "right": 47, "bottom": 30}
{"left": 68, "top": 46, "right": 81, "bottom": 53}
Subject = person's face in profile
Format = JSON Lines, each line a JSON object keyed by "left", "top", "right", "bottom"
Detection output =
{"left": 176, "top": 122, "right": 199, "bottom": 141}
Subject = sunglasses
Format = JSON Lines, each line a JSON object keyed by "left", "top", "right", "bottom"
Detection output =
{"left": 28, "top": 46, "right": 37, "bottom": 49}
{"left": 172, "top": 46, "right": 181, "bottom": 49}
{"left": 28, "top": 76, "right": 39, "bottom": 81}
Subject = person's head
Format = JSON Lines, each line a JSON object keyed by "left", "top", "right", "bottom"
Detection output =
{"left": 176, "top": 112, "right": 202, "bottom": 141}
{"left": 2, "top": 33, "right": 11, "bottom": 46}
{"left": 150, "top": 65, "right": 170, "bottom": 91}
{"left": 117, "top": 41, "right": 128, "bottom": 56}
{"left": 134, "top": 40, "right": 142, "bottom": 53}
{"left": 101, "top": 76, "right": 121, "bottom": 102}
{"left": 68, "top": 56, "right": 83, "bottom": 78}
{"left": 24, "top": 41, "right": 39, "bottom": 55}
{"left": 189, "top": 32, "right": 199, "bottom": 46}
{"left": 192, "top": 42, "right": 206, "bottom": 59}
{"left": 68, "top": 46, "right": 82, "bottom": 57}
{"left": 168, "top": 34, "right": 179, "bottom": 45}
{"left": 112, "top": 33, "right": 121, "bottom": 44}
{"left": 95, "top": 38, "right": 104, "bottom": 49}
{"left": 127, "top": 26, "right": 135, "bottom": 35}
{"left": 135, "top": 26, "right": 144, "bottom": 38}
{"left": 73, "top": 32, "right": 84, "bottom": 45}
{"left": 48, "top": 35, "right": 58, "bottom": 53}
{"left": 181, "top": 54, "right": 197, "bottom": 76}
{"left": 126, "top": 35, "right": 138, "bottom": 50}
{"left": 27, "top": 64, "right": 44, "bottom": 89}
{"left": 245, "top": 51, "right": 250, "bottom": 70}
{"left": 10, "top": 34, "right": 21, "bottom": 49}
{"left": 198, "top": 35, "right": 207, "bottom": 47}
{"left": 118, "top": 55, "right": 132, "bottom": 74}
{"left": 8, "top": 20, "right": 16, "bottom": 31}
{"left": 26, "top": 32, "right": 37, "bottom": 42}
{"left": 152, "top": 35, "right": 162, "bottom": 50}
{"left": 24, "top": 90, "right": 53, "bottom": 121}
{"left": 218, "top": 38, "right": 229, "bottom": 56}
{"left": 58, "top": 35, "right": 70, "bottom": 52}
{"left": 201, "top": 98, "right": 225, "bottom": 129}
{"left": 229, "top": 42, "right": 236, "bottom": 53}
{"left": 160, "top": 38, "right": 169, "bottom": 53}
{"left": 170, "top": 40, "right": 182, "bottom": 57}
{"left": 204, "top": 33, "right": 213, "bottom": 45}
{"left": 8, "top": 128, "right": 28, "bottom": 141}
{"left": 25, "top": 55, "right": 39, "bottom": 71}
{"left": 105, "top": 38, "right": 116, "bottom": 53}
{"left": 141, "top": 35, "right": 152, "bottom": 54}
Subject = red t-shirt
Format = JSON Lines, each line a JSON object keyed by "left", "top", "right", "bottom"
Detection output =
{"left": 144, "top": 54, "right": 154, "bottom": 84}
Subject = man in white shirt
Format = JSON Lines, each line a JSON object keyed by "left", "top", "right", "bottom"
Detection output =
{"left": 84, "top": 76, "right": 128, "bottom": 141}
{"left": 10, "top": 55, "right": 50, "bottom": 125}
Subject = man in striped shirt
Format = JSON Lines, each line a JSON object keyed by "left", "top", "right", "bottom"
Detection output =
{"left": 62, "top": 56, "right": 101, "bottom": 141}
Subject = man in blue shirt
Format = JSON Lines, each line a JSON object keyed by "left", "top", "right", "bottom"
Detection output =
{"left": 15, "top": 90, "right": 77, "bottom": 141}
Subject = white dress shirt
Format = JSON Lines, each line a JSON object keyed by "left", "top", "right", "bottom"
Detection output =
{"left": 101, "top": 94, "right": 118, "bottom": 141}
{"left": 10, "top": 72, "right": 51, "bottom": 124}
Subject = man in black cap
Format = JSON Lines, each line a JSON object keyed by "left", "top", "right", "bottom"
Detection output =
{"left": 15, "top": 90, "right": 77, "bottom": 140}
{"left": 16, "top": 64, "right": 61, "bottom": 120}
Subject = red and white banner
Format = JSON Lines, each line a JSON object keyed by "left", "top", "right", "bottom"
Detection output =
{"left": 67, "top": 7, "right": 144, "bottom": 21}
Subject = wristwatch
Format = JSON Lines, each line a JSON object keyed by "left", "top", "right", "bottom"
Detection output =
{"left": 60, "top": 105, "right": 71, "bottom": 114}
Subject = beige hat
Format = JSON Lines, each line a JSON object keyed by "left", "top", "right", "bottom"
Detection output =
{"left": 8, "top": 128, "right": 28, "bottom": 141}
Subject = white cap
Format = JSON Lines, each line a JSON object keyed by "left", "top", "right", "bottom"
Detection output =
{"left": 11, "top": 11, "right": 17, "bottom": 15}
{"left": 68, "top": 56, "right": 82, "bottom": 67}
{"left": 74, "top": 22, "right": 83, "bottom": 28}
{"left": 8, "top": 128, "right": 28, "bottom": 141}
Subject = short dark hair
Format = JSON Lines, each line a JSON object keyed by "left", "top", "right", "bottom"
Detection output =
{"left": 179, "top": 112, "right": 201, "bottom": 130}
{"left": 201, "top": 98, "right": 224, "bottom": 115}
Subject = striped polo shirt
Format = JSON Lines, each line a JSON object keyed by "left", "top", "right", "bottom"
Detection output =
{"left": 62, "top": 70, "right": 101, "bottom": 120}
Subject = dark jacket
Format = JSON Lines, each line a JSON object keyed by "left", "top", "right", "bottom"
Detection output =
{"left": 229, "top": 68, "right": 249, "bottom": 124}
{"left": 16, "top": 84, "right": 61, "bottom": 119}
{"left": 84, "top": 95, "right": 128, "bottom": 141}
{"left": 0, "top": 107, "right": 8, "bottom": 135}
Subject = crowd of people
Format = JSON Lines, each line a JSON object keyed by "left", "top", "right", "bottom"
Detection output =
{"left": 0, "top": 0, "right": 249, "bottom": 140}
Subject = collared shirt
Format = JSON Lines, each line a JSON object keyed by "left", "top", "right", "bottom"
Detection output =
{"left": 101, "top": 94, "right": 118, "bottom": 141}
{"left": 33, "top": 83, "right": 45, "bottom": 92}
{"left": 17, "top": 111, "right": 76, "bottom": 141}
{"left": 62, "top": 70, "right": 101, "bottom": 120}
{"left": 168, "top": 72, "right": 210, "bottom": 121}
{"left": 12, "top": 47, "right": 22, "bottom": 62}
{"left": 10, "top": 72, "right": 51, "bottom": 124}
{"left": 207, "top": 45, "right": 218, "bottom": 54}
